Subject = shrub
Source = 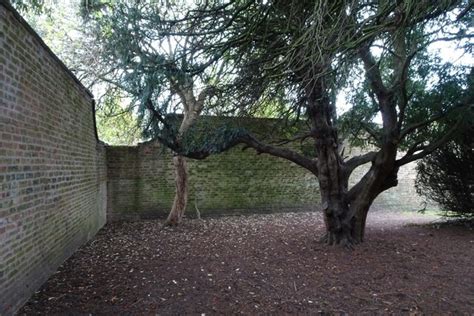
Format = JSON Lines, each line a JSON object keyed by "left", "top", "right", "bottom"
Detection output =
{"left": 416, "top": 132, "right": 474, "bottom": 218}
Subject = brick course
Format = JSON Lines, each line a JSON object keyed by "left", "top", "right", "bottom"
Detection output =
{"left": 0, "top": 3, "right": 107, "bottom": 314}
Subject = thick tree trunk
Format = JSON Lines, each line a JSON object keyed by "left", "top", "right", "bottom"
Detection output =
{"left": 320, "top": 197, "right": 372, "bottom": 245}
{"left": 314, "top": 119, "right": 399, "bottom": 245}
{"left": 320, "top": 185, "right": 374, "bottom": 246}
{"left": 316, "top": 144, "right": 354, "bottom": 246}
{"left": 337, "top": 155, "right": 399, "bottom": 244}
{"left": 350, "top": 198, "right": 371, "bottom": 243}
{"left": 304, "top": 80, "right": 357, "bottom": 246}
{"left": 164, "top": 155, "right": 189, "bottom": 226}
{"left": 304, "top": 79, "right": 398, "bottom": 247}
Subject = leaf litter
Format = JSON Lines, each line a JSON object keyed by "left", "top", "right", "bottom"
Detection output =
{"left": 19, "top": 211, "right": 474, "bottom": 314}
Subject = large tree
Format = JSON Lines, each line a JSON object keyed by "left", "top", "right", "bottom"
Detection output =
{"left": 160, "top": 0, "right": 473, "bottom": 246}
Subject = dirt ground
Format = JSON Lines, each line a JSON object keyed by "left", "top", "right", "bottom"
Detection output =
{"left": 19, "top": 211, "right": 474, "bottom": 315}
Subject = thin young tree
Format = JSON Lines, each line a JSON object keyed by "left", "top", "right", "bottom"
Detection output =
{"left": 81, "top": 1, "right": 229, "bottom": 225}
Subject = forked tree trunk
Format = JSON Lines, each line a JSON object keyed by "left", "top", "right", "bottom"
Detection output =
{"left": 321, "top": 151, "right": 399, "bottom": 246}
{"left": 320, "top": 161, "right": 400, "bottom": 246}
{"left": 320, "top": 185, "right": 374, "bottom": 246}
{"left": 164, "top": 155, "right": 189, "bottom": 226}
{"left": 306, "top": 80, "right": 397, "bottom": 247}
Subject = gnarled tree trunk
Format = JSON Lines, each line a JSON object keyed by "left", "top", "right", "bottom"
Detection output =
{"left": 306, "top": 77, "right": 400, "bottom": 246}
{"left": 305, "top": 81, "right": 356, "bottom": 246}
{"left": 165, "top": 155, "right": 189, "bottom": 226}
{"left": 319, "top": 150, "right": 399, "bottom": 245}
{"left": 319, "top": 170, "right": 396, "bottom": 246}
{"left": 164, "top": 111, "right": 196, "bottom": 226}
{"left": 316, "top": 135, "right": 355, "bottom": 246}
{"left": 163, "top": 88, "right": 207, "bottom": 226}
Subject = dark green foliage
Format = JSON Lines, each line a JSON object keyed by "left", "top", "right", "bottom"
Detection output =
{"left": 339, "top": 46, "right": 473, "bottom": 152}
{"left": 77, "top": 0, "right": 473, "bottom": 162}
{"left": 96, "top": 90, "right": 141, "bottom": 145}
{"left": 151, "top": 116, "right": 304, "bottom": 159}
{"left": 181, "top": 124, "right": 248, "bottom": 157}
{"left": 416, "top": 129, "right": 474, "bottom": 218}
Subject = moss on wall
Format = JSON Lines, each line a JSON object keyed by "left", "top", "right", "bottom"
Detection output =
{"left": 106, "top": 122, "right": 429, "bottom": 220}
{"left": 106, "top": 139, "right": 320, "bottom": 220}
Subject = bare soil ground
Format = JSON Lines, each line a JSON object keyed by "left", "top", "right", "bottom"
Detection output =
{"left": 19, "top": 211, "right": 474, "bottom": 315}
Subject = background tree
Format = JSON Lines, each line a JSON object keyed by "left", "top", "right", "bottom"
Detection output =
{"left": 9, "top": 0, "right": 47, "bottom": 14}
{"left": 81, "top": 0, "right": 228, "bottom": 225}
{"left": 11, "top": 0, "right": 142, "bottom": 145}
{"left": 95, "top": 90, "right": 142, "bottom": 145}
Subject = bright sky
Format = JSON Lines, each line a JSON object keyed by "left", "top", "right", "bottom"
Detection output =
{"left": 336, "top": 39, "right": 473, "bottom": 123}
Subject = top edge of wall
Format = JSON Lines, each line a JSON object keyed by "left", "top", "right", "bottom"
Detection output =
{"left": 104, "top": 139, "right": 160, "bottom": 149}
{"left": 0, "top": 0, "right": 94, "bottom": 100}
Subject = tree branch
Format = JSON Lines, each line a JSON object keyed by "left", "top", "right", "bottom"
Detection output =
{"left": 239, "top": 134, "right": 319, "bottom": 175}
{"left": 196, "top": 85, "right": 217, "bottom": 110}
{"left": 399, "top": 113, "right": 445, "bottom": 140}
{"left": 361, "top": 122, "right": 381, "bottom": 143}
{"left": 272, "top": 132, "right": 314, "bottom": 146}
{"left": 344, "top": 151, "right": 377, "bottom": 175}
{"left": 396, "top": 119, "right": 463, "bottom": 167}
{"left": 456, "top": 2, "right": 474, "bottom": 21}
{"left": 175, "top": 132, "right": 318, "bottom": 175}
{"left": 358, "top": 44, "right": 389, "bottom": 100}
{"left": 400, "top": 95, "right": 472, "bottom": 140}
{"left": 359, "top": 43, "right": 400, "bottom": 133}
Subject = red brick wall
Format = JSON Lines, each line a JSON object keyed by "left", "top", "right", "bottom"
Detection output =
{"left": 0, "top": 3, "right": 107, "bottom": 314}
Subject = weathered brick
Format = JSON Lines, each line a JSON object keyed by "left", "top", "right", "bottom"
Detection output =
{"left": 106, "top": 126, "right": 430, "bottom": 221}
{"left": 0, "top": 4, "right": 107, "bottom": 315}
{"left": 106, "top": 140, "right": 321, "bottom": 220}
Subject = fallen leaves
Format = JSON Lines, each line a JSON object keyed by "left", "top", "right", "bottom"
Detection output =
{"left": 18, "top": 211, "right": 474, "bottom": 315}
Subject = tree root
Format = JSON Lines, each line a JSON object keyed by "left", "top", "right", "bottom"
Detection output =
{"left": 163, "top": 217, "right": 181, "bottom": 228}
{"left": 318, "top": 232, "right": 360, "bottom": 250}
{"left": 318, "top": 233, "right": 329, "bottom": 243}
